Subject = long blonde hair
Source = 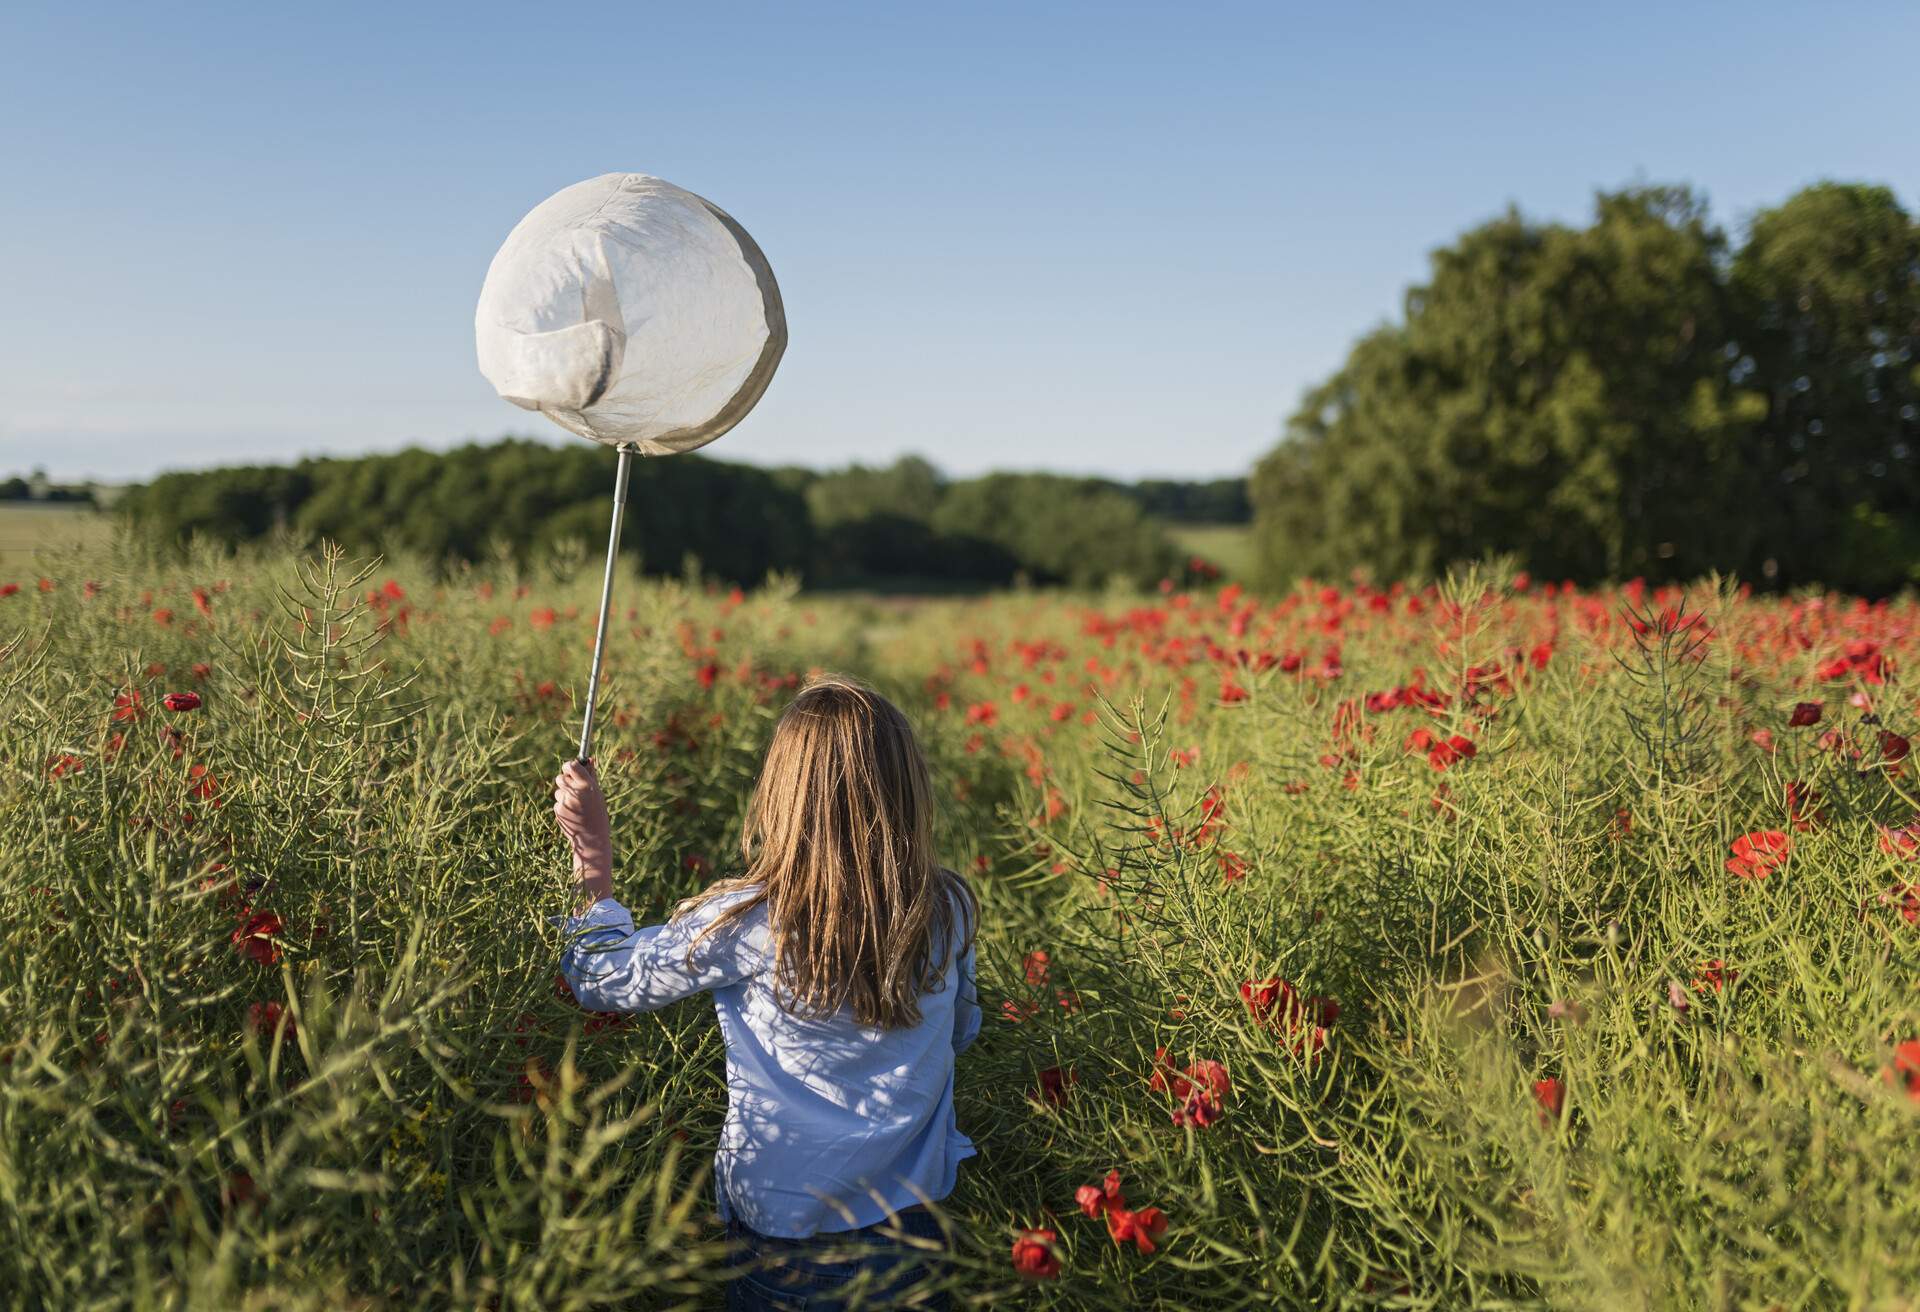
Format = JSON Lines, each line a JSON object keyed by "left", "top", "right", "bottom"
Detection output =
{"left": 678, "top": 674, "right": 975, "bottom": 1029}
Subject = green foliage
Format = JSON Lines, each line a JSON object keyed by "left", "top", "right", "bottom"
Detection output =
{"left": 1731, "top": 182, "right": 1920, "bottom": 592}
{"left": 121, "top": 463, "right": 317, "bottom": 549}
{"left": 0, "top": 467, "right": 98, "bottom": 504}
{"left": 803, "top": 456, "right": 946, "bottom": 528}
{"left": 4, "top": 547, "right": 1920, "bottom": 1307}
{"left": 800, "top": 457, "right": 1027, "bottom": 589}
{"left": 811, "top": 513, "right": 1021, "bottom": 590}
{"left": 933, "top": 473, "right": 1180, "bottom": 587}
{"left": 1128, "top": 478, "right": 1250, "bottom": 524}
{"left": 117, "top": 445, "right": 1225, "bottom": 592}
{"left": 121, "top": 441, "right": 813, "bottom": 586}
{"left": 290, "top": 441, "right": 814, "bottom": 586}
{"left": 1253, "top": 181, "right": 1920, "bottom": 595}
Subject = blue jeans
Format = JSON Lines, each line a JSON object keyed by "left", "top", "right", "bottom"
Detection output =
{"left": 724, "top": 1208, "right": 951, "bottom": 1312}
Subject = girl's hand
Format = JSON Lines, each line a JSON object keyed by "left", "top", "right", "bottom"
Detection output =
{"left": 553, "top": 759, "right": 613, "bottom": 904}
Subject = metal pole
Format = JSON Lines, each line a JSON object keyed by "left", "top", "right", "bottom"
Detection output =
{"left": 577, "top": 443, "right": 636, "bottom": 763}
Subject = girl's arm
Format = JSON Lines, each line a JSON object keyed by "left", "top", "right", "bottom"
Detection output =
{"left": 560, "top": 898, "right": 756, "bottom": 1012}
{"left": 553, "top": 760, "right": 614, "bottom": 911}
{"left": 552, "top": 760, "right": 755, "bottom": 1011}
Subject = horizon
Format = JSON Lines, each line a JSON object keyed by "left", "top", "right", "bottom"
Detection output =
{"left": 0, "top": 437, "right": 1256, "bottom": 492}
{"left": 4, "top": 2, "right": 1916, "bottom": 485}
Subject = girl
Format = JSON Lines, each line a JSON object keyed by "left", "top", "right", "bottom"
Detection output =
{"left": 552, "top": 675, "right": 980, "bottom": 1311}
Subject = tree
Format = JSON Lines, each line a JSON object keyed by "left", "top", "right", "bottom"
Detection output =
{"left": 803, "top": 456, "right": 946, "bottom": 528}
{"left": 121, "top": 439, "right": 812, "bottom": 584}
{"left": 120, "top": 464, "right": 316, "bottom": 547}
{"left": 1129, "top": 478, "right": 1251, "bottom": 523}
{"left": 1731, "top": 183, "right": 1920, "bottom": 591}
{"left": 810, "top": 513, "right": 1019, "bottom": 589}
{"left": 934, "top": 473, "right": 1178, "bottom": 587}
{"left": 1253, "top": 187, "right": 1763, "bottom": 589}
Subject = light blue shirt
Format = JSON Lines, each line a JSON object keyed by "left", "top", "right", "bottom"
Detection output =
{"left": 558, "top": 886, "right": 980, "bottom": 1238}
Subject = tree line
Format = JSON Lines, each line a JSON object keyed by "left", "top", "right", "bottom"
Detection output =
{"left": 118, "top": 443, "right": 1246, "bottom": 589}
{"left": 1252, "top": 181, "right": 1920, "bottom": 595}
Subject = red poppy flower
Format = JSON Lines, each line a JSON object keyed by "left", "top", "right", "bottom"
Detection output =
{"left": 1427, "top": 734, "right": 1477, "bottom": 771}
{"left": 1533, "top": 1077, "right": 1564, "bottom": 1126}
{"left": 1880, "top": 820, "right": 1920, "bottom": 860}
{"left": 1106, "top": 1204, "right": 1168, "bottom": 1254}
{"left": 1241, "top": 976, "right": 1294, "bottom": 1024}
{"left": 247, "top": 1001, "right": 294, "bottom": 1037}
{"left": 529, "top": 607, "right": 557, "bottom": 629}
{"left": 1872, "top": 883, "right": 1920, "bottom": 925}
{"left": 1788, "top": 701, "right": 1822, "bottom": 727}
{"left": 1726, "top": 830, "right": 1789, "bottom": 879}
{"left": 0, "top": 583, "right": 17, "bottom": 598}
{"left": 163, "top": 691, "right": 201, "bottom": 712}
{"left": 112, "top": 689, "right": 144, "bottom": 722}
{"left": 1691, "top": 959, "right": 1737, "bottom": 993}
{"left": 583, "top": 1010, "right": 627, "bottom": 1036}
{"left": 1197, "top": 786, "right": 1227, "bottom": 826}
{"left": 1160, "top": 1057, "right": 1230, "bottom": 1128}
{"left": 1035, "top": 1066, "right": 1075, "bottom": 1106}
{"left": 231, "top": 910, "right": 283, "bottom": 967}
{"left": 1785, "top": 781, "right": 1826, "bottom": 832}
{"left": 1147, "top": 1046, "right": 1170, "bottom": 1093}
{"left": 188, "top": 765, "right": 220, "bottom": 802}
{"left": 1076, "top": 1169, "right": 1126, "bottom": 1218}
{"left": 1817, "top": 640, "right": 1890, "bottom": 685}
{"left": 1010, "top": 1229, "right": 1060, "bottom": 1280}
{"left": 1880, "top": 731, "right": 1911, "bottom": 772}
{"left": 1173, "top": 1087, "right": 1222, "bottom": 1128}
{"left": 1241, "top": 977, "right": 1338, "bottom": 1054}
{"left": 223, "top": 1170, "right": 263, "bottom": 1211}
{"left": 1887, "top": 1040, "right": 1920, "bottom": 1102}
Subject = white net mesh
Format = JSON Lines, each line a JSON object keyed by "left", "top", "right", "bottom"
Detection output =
{"left": 476, "top": 174, "right": 786, "bottom": 455}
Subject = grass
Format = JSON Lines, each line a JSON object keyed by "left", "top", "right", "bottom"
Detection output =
{"left": 0, "top": 502, "right": 114, "bottom": 572}
{"left": 2, "top": 544, "right": 1918, "bottom": 1309}
{"left": 1165, "top": 522, "right": 1257, "bottom": 579}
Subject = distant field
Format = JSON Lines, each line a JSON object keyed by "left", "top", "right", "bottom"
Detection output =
{"left": 1166, "top": 521, "right": 1257, "bottom": 579}
{"left": 0, "top": 504, "right": 114, "bottom": 573}
{"left": 0, "top": 508, "right": 1259, "bottom": 586}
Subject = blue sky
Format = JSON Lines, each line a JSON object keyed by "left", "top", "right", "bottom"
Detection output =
{"left": 2, "top": 1, "right": 1914, "bottom": 483}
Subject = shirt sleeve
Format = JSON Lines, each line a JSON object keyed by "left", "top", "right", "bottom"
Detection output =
{"left": 952, "top": 939, "right": 981, "bottom": 1055}
{"left": 558, "top": 895, "right": 759, "bottom": 1013}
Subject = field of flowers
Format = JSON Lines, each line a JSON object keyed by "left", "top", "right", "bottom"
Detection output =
{"left": 3, "top": 543, "right": 1918, "bottom": 1310}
